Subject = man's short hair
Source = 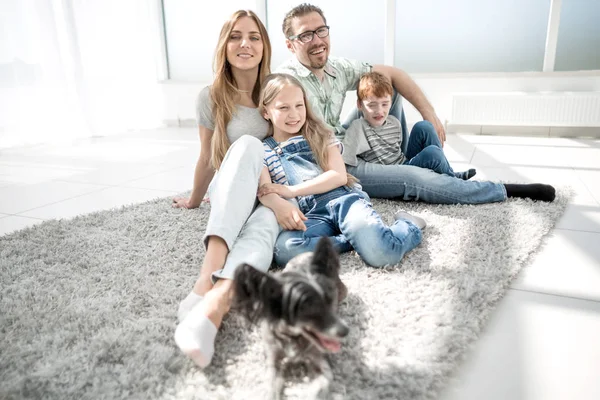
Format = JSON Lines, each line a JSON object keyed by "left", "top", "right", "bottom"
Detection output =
{"left": 282, "top": 3, "right": 327, "bottom": 38}
{"left": 357, "top": 72, "right": 393, "bottom": 101}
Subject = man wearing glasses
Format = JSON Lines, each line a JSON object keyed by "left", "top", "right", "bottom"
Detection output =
{"left": 276, "top": 3, "right": 502, "bottom": 205}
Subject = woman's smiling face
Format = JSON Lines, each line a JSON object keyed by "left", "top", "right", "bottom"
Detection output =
{"left": 226, "top": 16, "right": 264, "bottom": 72}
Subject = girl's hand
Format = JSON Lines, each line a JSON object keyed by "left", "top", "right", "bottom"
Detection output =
{"left": 273, "top": 202, "right": 307, "bottom": 231}
{"left": 258, "top": 183, "right": 295, "bottom": 199}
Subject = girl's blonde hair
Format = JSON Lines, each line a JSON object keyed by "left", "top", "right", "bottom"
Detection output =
{"left": 210, "top": 10, "right": 272, "bottom": 170}
{"left": 259, "top": 73, "right": 357, "bottom": 186}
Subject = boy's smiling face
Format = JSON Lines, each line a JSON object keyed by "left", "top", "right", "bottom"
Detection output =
{"left": 358, "top": 95, "right": 392, "bottom": 127}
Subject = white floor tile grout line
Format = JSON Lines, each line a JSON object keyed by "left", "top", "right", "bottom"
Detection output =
{"left": 1, "top": 185, "right": 177, "bottom": 216}
{"left": 509, "top": 287, "right": 600, "bottom": 305}
{"left": 572, "top": 168, "right": 600, "bottom": 207}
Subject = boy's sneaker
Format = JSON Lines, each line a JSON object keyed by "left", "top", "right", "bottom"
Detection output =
{"left": 394, "top": 211, "right": 427, "bottom": 230}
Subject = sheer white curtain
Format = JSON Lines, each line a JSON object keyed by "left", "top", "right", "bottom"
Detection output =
{"left": 0, "top": 0, "right": 164, "bottom": 148}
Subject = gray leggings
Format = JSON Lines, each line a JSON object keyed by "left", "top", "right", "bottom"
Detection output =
{"left": 204, "top": 136, "right": 280, "bottom": 282}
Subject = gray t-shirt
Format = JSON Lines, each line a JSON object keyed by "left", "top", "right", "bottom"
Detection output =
{"left": 341, "top": 115, "right": 405, "bottom": 166}
{"left": 196, "top": 86, "right": 269, "bottom": 143}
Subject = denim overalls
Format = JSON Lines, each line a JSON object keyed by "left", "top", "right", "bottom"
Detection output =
{"left": 264, "top": 136, "right": 423, "bottom": 268}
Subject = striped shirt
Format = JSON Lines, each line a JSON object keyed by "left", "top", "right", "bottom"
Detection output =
{"left": 341, "top": 116, "right": 405, "bottom": 166}
{"left": 276, "top": 57, "right": 372, "bottom": 136}
{"left": 263, "top": 135, "right": 343, "bottom": 185}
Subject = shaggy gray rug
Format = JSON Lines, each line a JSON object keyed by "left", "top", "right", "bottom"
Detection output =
{"left": 0, "top": 189, "right": 571, "bottom": 400}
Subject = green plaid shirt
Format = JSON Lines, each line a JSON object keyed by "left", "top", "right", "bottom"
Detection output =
{"left": 277, "top": 57, "right": 372, "bottom": 136}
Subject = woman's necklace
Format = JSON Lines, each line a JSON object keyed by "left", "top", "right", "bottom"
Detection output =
{"left": 236, "top": 88, "right": 251, "bottom": 93}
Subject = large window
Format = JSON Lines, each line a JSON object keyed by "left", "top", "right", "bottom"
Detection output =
{"left": 162, "top": 0, "right": 256, "bottom": 81}
{"left": 160, "top": 0, "right": 599, "bottom": 81}
{"left": 555, "top": 0, "right": 600, "bottom": 71}
{"left": 394, "top": 0, "right": 551, "bottom": 73}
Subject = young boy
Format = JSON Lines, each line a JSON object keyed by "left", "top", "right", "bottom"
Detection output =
{"left": 341, "top": 72, "right": 476, "bottom": 180}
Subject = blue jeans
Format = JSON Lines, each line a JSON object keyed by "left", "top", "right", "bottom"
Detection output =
{"left": 343, "top": 92, "right": 507, "bottom": 204}
{"left": 274, "top": 188, "right": 422, "bottom": 268}
{"left": 347, "top": 161, "right": 506, "bottom": 204}
{"left": 263, "top": 137, "right": 422, "bottom": 267}
{"left": 403, "top": 120, "right": 460, "bottom": 178}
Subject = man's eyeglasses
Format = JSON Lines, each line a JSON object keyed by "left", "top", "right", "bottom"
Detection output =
{"left": 289, "top": 26, "right": 330, "bottom": 43}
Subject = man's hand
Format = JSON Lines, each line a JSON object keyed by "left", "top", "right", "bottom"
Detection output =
{"left": 423, "top": 112, "right": 446, "bottom": 146}
{"left": 257, "top": 183, "right": 296, "bottom": 199}
{"left": 272, "top": 202, "right": 307, "bottom": 231}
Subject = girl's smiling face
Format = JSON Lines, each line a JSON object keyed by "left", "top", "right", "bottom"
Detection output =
{"left": 263, "top": 84, "right": 306, "bottom": 140}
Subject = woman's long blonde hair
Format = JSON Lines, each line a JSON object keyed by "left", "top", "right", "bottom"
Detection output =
{"left": 210, "top": 10, "right": 272, "bottom": 170}
{"left": 259, "top": 73, "right": 357, "bottom": 186}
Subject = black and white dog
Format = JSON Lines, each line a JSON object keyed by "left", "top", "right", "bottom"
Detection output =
{"left": 233, "top": 237, "right": 349, "bottom": 400}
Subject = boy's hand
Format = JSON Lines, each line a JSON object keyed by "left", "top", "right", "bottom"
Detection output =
{"left": 272, "top": 202, "right": 307, "bottom": 231}
{"left": 258, "top": 183, "right": 296, "bottom": 199}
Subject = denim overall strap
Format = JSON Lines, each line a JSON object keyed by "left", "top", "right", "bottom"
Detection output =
{"left": 264, "top": 137, "right": 363, "bottom": 212}
{"left": 263, "top": 137, "right": 314, "bottom": 186}
{"left": 263, "top": 136, "right": 316, "bottom": 213}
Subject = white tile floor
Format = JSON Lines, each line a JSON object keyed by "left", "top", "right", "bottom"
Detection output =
{"left": 1, "top": 128, "right": 599, "bottom": 399}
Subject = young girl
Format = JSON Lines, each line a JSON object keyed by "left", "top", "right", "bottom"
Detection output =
{"left": 257, "top": 73, "right": 424, "bottom": 268}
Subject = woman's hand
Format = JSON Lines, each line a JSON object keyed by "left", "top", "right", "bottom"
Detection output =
{"left": 272, "top": 202, "right": 307, "bottom": 231}
{"left": 172, "top": 197, "right": 194, "bottom": 209}
{"left": 257, "top": 183, "right": 296, "bottom": 199}
{"left": 172, "top": 196, "right": 209, "bottom": 209}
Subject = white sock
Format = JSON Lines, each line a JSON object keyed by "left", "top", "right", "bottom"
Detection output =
{"left": 174, "top": 301, "right": 218, "bottom": 368}
{"left": 394, "top": 210, "right": 427, "bottom": 230}
{"left": 178, "top": 291, "right": 203, "bottom": 322}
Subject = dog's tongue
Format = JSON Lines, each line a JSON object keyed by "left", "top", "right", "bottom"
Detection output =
{"left": 316, "top": 334, "right": 341, "bottom": 353}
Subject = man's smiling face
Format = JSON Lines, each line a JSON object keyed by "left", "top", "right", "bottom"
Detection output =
{"left": 286, "top": 12, "right": 330, "bottom": 72}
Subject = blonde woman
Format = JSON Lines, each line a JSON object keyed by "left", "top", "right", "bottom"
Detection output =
{"left": 172, "top": 10, "right": 278, "bottom": 368}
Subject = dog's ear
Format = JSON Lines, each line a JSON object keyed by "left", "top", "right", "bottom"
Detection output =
{"left": 311, "top": 237, "right": 340, "bottom": 278}
{"left": 233, "top": 264, "right": 283, "bottom": 323}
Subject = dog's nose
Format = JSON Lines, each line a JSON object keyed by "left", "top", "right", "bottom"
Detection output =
{"left": 336, "top": 321, "right": 349, "bottom": 338}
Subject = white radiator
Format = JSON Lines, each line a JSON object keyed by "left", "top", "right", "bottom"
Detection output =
{"left": 451, "top": 92, "right": 600, "bottom": 127}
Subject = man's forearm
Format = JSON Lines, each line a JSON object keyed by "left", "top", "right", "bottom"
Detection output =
{"left": 373, "top": 64, "right": 435, "bottom": 118}
{"left": 372, "top": 64, "right": 446, "bottom": 142}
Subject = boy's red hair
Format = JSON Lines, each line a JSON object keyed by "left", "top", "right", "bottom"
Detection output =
{"left": 357, "top": 72, "right": 393, "bottom": 101}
